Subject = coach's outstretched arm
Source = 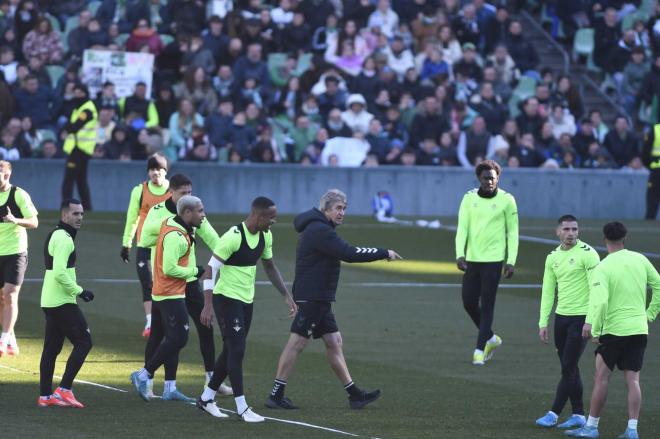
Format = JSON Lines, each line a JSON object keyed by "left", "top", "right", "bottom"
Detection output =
{"left": 314, "top": 228, "right": 401, "bottom": 262}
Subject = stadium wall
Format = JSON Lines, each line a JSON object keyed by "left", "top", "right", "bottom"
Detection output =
{"left": 11, "top": 160, "right": 649, "bottom": 219}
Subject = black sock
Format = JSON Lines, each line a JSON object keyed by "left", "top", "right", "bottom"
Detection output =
{"left": 271, "top": 379, "right": 287, "bottom": 399}
{"left": 344, "top": 381, "right": 362, "bottom": 398}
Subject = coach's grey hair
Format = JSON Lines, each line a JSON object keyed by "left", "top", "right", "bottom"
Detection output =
{"left": 177, "top": 195, "right": 202, "bottom": 216}
{"left": 319, "top": 189, "right": 347, "bottom": 212}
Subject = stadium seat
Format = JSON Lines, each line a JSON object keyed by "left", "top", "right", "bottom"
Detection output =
{"left": 622, "top": 12, "right": 648, "bottom": 31}
{"left": 115, "top": 33, "right": 130, "bottom": 47}
{"left": 573, "top": 28, "right": 594, "bottom": 58}
{"left": 160, "top": 34, "right": 175, "bottom": 46}
{"left": 87, "top": 1, "right": 102, "bottom": 15}
{"left": 46, "top": 65, "right": 66, "bottom": 87}
{"left": 44, "top": 13, "right": 61, "bottom": 32}
{"left": 512, "top": 76, "right": 536, "bottom": 102}
{"left": 64, "top": 16, "right": 80, "bottom": 36}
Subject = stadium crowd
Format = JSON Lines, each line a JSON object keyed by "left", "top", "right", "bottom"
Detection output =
{"left": 0, "top": 0, "right": 651, "bottom": 170}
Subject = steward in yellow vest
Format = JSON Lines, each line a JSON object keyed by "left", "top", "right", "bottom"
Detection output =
{"left": 642, "top": 124, "right": 660, "bottom": 219}
{"left": 61, "top": 83, "right": 98, "bottom": 211}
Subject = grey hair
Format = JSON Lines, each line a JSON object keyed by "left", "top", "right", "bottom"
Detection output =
{"left": 319, "top": 189, "right": 347, "bottom": 211}
{"left": 177, "top": 195, "right": 202, "bottom": 216}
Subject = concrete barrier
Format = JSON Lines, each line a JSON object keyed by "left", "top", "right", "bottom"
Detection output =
{"left": 9, "top": 160, "right": 651, "bottom": 219}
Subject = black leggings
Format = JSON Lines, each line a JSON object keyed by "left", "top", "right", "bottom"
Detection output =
{"left": 461, "top": 261, "right": 503, "bottom": 350}
{"left": 136, "top": 247, "right": 152, "bottom": 303}
{"left": 551, "top": 315, "right": 588, "bottom": 415}
{"left": 144, "top": 281, "right": 215, "bottom": 377}
{"left": 61, "top": 148, "right": 91, "bottom": 211}
{"left": 208, "top": 294, "right": 253, "bottom": 397}
{"left": 144, "top": 299, "right": 189, "bottom": 380}
{"left": 39, "top": 304, "right": 93, "bottom": 396}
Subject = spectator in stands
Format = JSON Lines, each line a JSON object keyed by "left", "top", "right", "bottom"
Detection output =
{"left": 483, "top": 4, "right": 511, "bottom": 54}
{"left": 487, "top": 44, "right": 518, "bottom": 87}
{"left": 273, "top": 76, "right": 303, "bottom": 120}
{"left": 452, "top": 3, "right": 481, "bottom": 49}
{"left": 95, "top": 105, "right": 116, "bottom": 148}
{"left": 68, "top": 9, "right": 93, "bottom": 59}
{"left": 583, "top": 143, "right": 616, "bottom": 169}
{"left": 224, "top": 111, "right": 256, "bottom": 159}
{"left": 482, "top": 65, "right": 512, "bottom": 102}
{"left": 0, "top": 127, "right": 20, "bottom": 160}
{"left": 102, "top": 124, "right": 132, "bottom": 160}
{"left": 126, "top": 19, "right": 164, "bottom": 55}
{"left": 324, "top": 107, "right": 352, "bottom": 138}
{"left": 233, "top": 42, "right": 270, "bottom": 94}
{"left": 13, "top": 74, "right": 54, "bottom": 129}
{"left": 589, "top": 109, "right": 609, "bottom": 142}
{"left": 437, "top": 24, "right": 463, "bottom": 66}
{"left": 14, "top": 1, "right": 39, "bottom": 43}
{"left": 420, "top": 47, "right": 450, "bottom": 82}
{"left": 384, "top": 35, "right": 414, "bottom": 78}
{"left": 620, "top": 46, "right": 649, "bottom": 115}
{"left": 551, "top": 74, "right": 584, "bottom": 120}
{"left": 608, "top": 28, "right": 638, "bottom": 79}
{"left": 341, "top": 93, "right": 373, "bottom": 134}
{"left": 167, "top": 0, "right": 206, "bottom": 35}
{"left": 469, "top": 81, "right": 508, "bottom": 135}
{"left": 365, "top": 118, "right": 392, "bottom": 163}
{"left": 318, "top": 76, "right": 349, "bottom": 118}
{"left": 505, "top": 20, "right": 539, "bottom": 75}
{"left": 205, "top": 97, "right": 233, "bottom": 148}
{"left": 410, "top": 95, "right": 449, "bottom": 148}
{"left": 174, "top": 66, "right": 218, "bottom": 116}
{"left": 22, "top": 17, "right": 63, "bottom": 64}
{"left": 96, "top": 0, "right": 150, "bottom": 34}
{"left": 515, "top": 97, "right": 545, "bottom": 138}
{"left": 85, "top": 18, "right": 111, "bottom": 49}
{"left": 457, "top": 115, "right": 492, "bottom": 168}
{"left": 118, "top": 82, "right": 159, "bottom": 128}
{"left": 181, "top": 34, "right": 216, "bottom": 76}
{"left": 603, "top": 115, "right": 639, "bottom": 168}
{"left": 152, "top": 82, "right": 175, "bottom": 130}
{"left": 179, "top": 124, "right": 216, "bottom": 161}
{"left": 510, "top": 132, "right": 546, "bottom": 167}
{"left": 39, "top": 138, "right": 61, "bottom": 159}
{"left": 0, "top": 46, "right": 17, "bottom": 86}
{"left": 168, "top": 98, "right": 203, "bottom": 155}
{"left": 94, "top": 81, "right": 119, "bottom": 114}
{"left": 250, "top": 124, "right": 282, "bottom": 163}
{"left": 594, "top": 7, "right": 620, "bottom": 71}
{"left": 202, "top": 15, "right": 230, "bottom": 66}
{"left": 548, "top": 104, "right": 577, "bottom": 140}
{"left": 537, "top": 120, "right": 559, "bottom": 154}
{"left": 417, "top": 136, "right": 442, "bottom": 166}
{"left": 368, "top": 0, "right": 399, "bottom": 39}
{"left": 572, "top": 117, "right": 597, "bottom": 160}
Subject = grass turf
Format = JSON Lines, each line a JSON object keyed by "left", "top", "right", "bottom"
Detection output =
{"left": 1, "top": 212, "right": 659, "bottom": 438}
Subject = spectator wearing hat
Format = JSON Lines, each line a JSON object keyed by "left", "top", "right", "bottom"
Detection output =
{"left": 341, "top": 94, "right": 374, "bottom": 134}
{"left": 487, "top": 134, "right": 510, "bottom": 167}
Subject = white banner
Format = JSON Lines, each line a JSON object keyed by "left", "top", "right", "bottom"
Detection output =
{"left": 82, "top": 50, "right": 154, "bottom": 98}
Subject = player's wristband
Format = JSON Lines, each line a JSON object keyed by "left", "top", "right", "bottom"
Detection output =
{"left": 203, "top": 279, "right": 214, "bottom": 290}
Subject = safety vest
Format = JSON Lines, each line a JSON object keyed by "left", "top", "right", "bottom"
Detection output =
{"left": 136, "top": 182, "right": 171, "bottom": 242}
{"left": 63, "top": 100, "right": 98, "bottom": 156}
{"left": 152, "top": 219, "right": 191, "bottom": 299}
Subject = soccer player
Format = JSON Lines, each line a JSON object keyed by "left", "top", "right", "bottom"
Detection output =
{"left": 0, "top": 160, "right": 38, "bottom": 357}
{"left": 566, "top": 222, "right": 660, "bottom": 439}
{"left": 264, "top": 189, "right": 401, "bottom": 411}
{"left": 130, "top": 195, "right": 206, "bottom": 402}
{"left": 455, "top": 159, "right": 518, "bottom": 365}
{"left": 138, "top": 174, "right": 229, "bottom": 398}
{"left": 120, "top": 153, "right": 171, "bottom": 338}
{"left": 38, "top": 199, "right": 93, "bottom": 408}
{"left": 197, "top": 197, "right": 296, "bottom": 423}
{"left": 535, "top": 215, "right": 600, "bottom": 429}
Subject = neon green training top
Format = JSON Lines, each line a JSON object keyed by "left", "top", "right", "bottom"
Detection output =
{"left": 455, "top": 188, "right": 519, "bottom": 265}
{"left": 0, "top": 186, "right": 38, "bottom": 255}
{"left": 586, "top": 249, "right": 660, "bottom": 337}
{"left": 213, "top": 223, "right": 273, "bottom": 304}
{"left": 539, "top": 240, "right": 600, "bottom": 328}
{"left": 41, "top": 225, "right": 83, "bottom": 308}
{"left": 153, "top": 217, "right": 199, "bottom": 302}
{"left": 121, "top": 181, "right": 169, "bottom": 248}
{"left": 138, "top": 198, "right": 219, "bottom": 282}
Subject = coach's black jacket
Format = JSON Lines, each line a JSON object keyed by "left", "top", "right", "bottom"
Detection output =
{"left": 292, "top": 208, "right": 389, "bottom": 302}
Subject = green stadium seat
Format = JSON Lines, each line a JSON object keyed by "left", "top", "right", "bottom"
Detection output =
{"left": 88, "top": 1, "right": 102, "bottom": 15}
{"left": 160, "top": 34, "right": 175, "bottom": 46}
{"left": 44, "top": 13, "right": 61, "bottom": 32}
{"left": 512, "top": 76, "right": 537, "bottom": 102}
{"left": 115, "top": 33, "right": 130, "bottom": 47}
{"left": 573, "top": 28, "right": 594, "bottom": 57}
{"left": 46, "top": 65, "right": 65, "bottom": 87}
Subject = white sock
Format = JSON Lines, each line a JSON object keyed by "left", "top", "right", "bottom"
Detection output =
{"left": 137, "top": 368, "right": 150, "bottom": 381}
{"left": 586, "top": 416, "right": 599, "bottom": 428}
{"left": 145, "top": 314, "right": 151, "bottom": 328}
{"left": 9, "top": 332, "right": 16, "bottom": 346}
{"left": 201, "top": 385, "right": 217, "bottom": 401}
{"left": 235, "top": 395, "right": 248, "bottom": 414}
{"left": 0, "top": 332, "right": 8, "bottom": 344}
{"left": 487, "top": 334, "right": 499, "bottom": 344}
{"left": 474, "top": 349, "right": 484, "bottom": 356}
{"left": 628, "top": 419, "right": 638, "bottom": 430}
{"left": 164, "top": 380, "right": 176, "bottom": 393}
{"left": 205, "top": 371, "right": 213, "bottom": 385}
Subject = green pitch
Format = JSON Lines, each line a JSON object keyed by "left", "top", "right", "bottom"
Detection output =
{"left": 1, "top": 212, "right": 659, "bottom": 439}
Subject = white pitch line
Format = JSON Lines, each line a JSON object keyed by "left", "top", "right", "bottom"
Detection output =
{"left": 0, "top": 364, "right": 128, "bottom": 393}
{"left": 1, "top": 363, "right": 383, "bottom": 438}
{"left": 23, "top": 278, "right": 541, "bottom": 289}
